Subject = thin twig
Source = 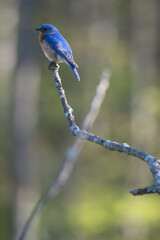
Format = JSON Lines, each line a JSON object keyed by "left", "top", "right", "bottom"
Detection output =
{"left": 12, "top": 67, "right": 110, "bottom": 240}
{"left": 50, "top": 62, "right": 160, "bottom": 196}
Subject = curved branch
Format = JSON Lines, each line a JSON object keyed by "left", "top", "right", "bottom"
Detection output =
{"left": 12, "top": 66, "right": 110, "bottom": 240}
{"left": 50, "top": 62, "right": 160, "bottom": 196}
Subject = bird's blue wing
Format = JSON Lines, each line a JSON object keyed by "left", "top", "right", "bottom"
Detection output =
{"left": 45, "top": 34, "right": 78, "bottom": 68}
{"left": 45, "top": 34, "right": 80, "bottom": 80}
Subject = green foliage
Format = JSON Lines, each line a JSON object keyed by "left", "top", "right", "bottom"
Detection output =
{"left": 1, "top": 0, "right": 160, "bottom": 239}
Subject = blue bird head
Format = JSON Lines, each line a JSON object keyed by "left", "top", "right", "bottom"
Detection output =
{"left": 36, "top": 24, "right": 57, "bottom": 34}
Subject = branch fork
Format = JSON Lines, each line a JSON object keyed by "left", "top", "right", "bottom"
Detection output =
{"left": 12, "top": 62, "right": 160, "bottom": 240}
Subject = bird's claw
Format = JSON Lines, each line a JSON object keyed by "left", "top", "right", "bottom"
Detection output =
{"left": 48, "top": 61, "right": 59, "bottom": 71}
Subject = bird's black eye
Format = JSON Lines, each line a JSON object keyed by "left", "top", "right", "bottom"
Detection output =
{"left": 44, "top": 27, "right": 47, "bottom": 31}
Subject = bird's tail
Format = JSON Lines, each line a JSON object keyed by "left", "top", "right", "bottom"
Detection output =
{"left": 69, "top": 63, "right": 80, "bottom": 81}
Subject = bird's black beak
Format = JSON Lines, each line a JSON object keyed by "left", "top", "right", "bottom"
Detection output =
{"left": 35, "top": 28, "right": 41, "bottom": 31}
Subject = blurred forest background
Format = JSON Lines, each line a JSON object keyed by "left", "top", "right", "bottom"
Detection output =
{"left": 1, "top": 0, "right": 160, "bottom": 240}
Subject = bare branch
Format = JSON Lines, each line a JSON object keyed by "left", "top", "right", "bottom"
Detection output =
{"left": 130, "top": 185, "right": 160, "bottom": 196}
{"left": 50, "top": 62, "right": 160, "bottom": 196}
{"left": 12, "top": 66, "right": 110, "bottom": 240}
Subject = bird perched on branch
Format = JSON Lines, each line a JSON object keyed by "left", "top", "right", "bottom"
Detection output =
{"left": 36, "top": 24, "right": 80, "bottom": 81}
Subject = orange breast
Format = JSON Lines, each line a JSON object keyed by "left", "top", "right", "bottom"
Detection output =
{"left": 39, "top": 33, "right": 57, "bottom": 61}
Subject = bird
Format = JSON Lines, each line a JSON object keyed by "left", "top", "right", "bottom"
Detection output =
{"left": 36, "top": 24, "right": 80, "bottom": 81}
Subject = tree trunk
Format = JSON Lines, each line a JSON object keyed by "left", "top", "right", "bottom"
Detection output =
{"left": 13, "top": 0, "right": 40, "bottom": 239}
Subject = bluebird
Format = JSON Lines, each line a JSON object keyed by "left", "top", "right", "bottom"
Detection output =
{"left": 36, "top": 24, "right": 80, "bottom": 81}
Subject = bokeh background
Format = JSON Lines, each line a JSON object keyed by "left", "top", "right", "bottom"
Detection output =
{"left": 1, "top": 0, "right": 160, "bottom": 239}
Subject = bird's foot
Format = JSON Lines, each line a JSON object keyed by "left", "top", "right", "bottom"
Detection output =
{"left": 48, "top": 61, "right": 59, "bottom": 71}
